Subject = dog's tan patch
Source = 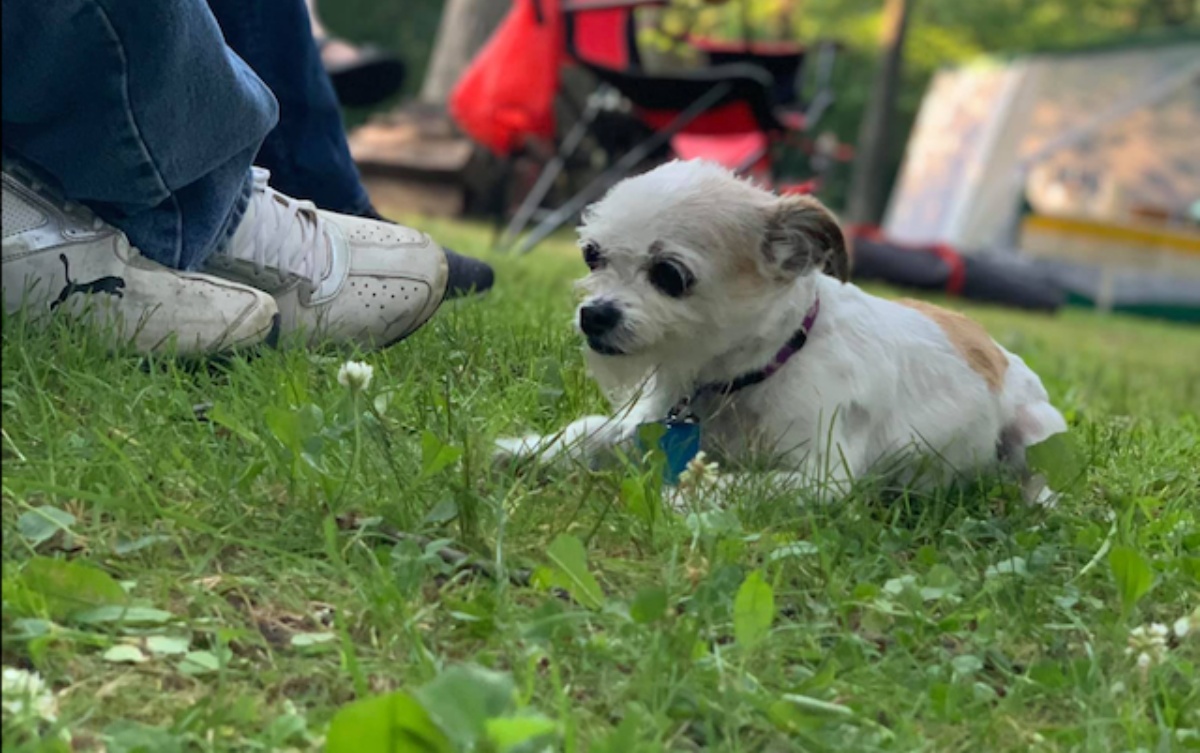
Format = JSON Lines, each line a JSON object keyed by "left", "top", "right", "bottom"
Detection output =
{"left": 729, "top": 246, "right": 773, "bottom": 297}
{"left": 898, "top": 299, "right": 1008, "bottom": 392}
{"left": 732, "top": 249, "right": 763, "bottom": 280}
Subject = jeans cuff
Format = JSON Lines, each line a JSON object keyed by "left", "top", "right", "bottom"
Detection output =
{"left": 207, "top": 168, "right": 254, "bottom": 265}
{"left": 348, "top": 191, "right": 374, "bottom": 218}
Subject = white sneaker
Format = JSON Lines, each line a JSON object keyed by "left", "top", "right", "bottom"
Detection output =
{"left": 2, "top": 166, "right": 280, "bottom": 355}
{"left": 204, "top": 168, "right": 448, "bottom": 348}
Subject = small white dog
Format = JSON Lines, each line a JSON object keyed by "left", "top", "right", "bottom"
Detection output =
{"left": 497, "top": 160, "right": 1066, "bottom": 499}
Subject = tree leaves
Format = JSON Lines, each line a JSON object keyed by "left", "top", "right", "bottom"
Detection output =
{"left": 1026, "top": 432, "right": 1087, "bottom": 491}
{"left": 17, "top": 506, "right": 75, "bottom": 546}
{"left": 543, "top": 534, "right": 605, "bottom": 610}
{"left": 734, "top": 570, "right": 775, "bottom": 649}
{"left": 73, "top": 605, "right": 173, "bottom": 625}
{"left": 325, "top": 665, "right": 556, "bottom": 753}
{"left": 9, "top": 557, "right": 127, "bottom": 620}
{"left": 326, "top": 691, "right": 452, "bottom": 753}
{"left": 1109, "top": 545, "right": 1154, "bottom": 610}
{"left": 419, "top": 431, "right": 463, "bottom": 481}
{"left": 630, "top": 586, "right": 668, "bottom": 624}
{"left": 415, "top": 665, "right": 516, "bottom": 748}
{"left": 102, "top": 645, "right": 147, "bottom": 664}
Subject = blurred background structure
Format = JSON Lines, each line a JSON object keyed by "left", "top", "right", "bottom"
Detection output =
{"left": 320, "top": 0, "right": 1200, "bottom": 320}
{"left": 885, "top": 41, "right": 1200, "bottom": 319}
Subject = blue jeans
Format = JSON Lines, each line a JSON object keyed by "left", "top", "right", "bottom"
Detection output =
{"left": 2, "top": 0, "right": 371, "bottom": 271}
{"left": 1, "top": 0, "right": 276, "bottom": 270}
{"left": 208, "top": 0, "right": 374, "bottom": 218}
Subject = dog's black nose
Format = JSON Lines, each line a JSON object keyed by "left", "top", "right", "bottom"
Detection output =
{"left": 579, "top": 301, "right": 622, "bottom": 337}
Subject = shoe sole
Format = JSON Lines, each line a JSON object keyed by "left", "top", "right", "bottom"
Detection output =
{"left": 377, "top": 244, "right": 452, "bottom": 349}
{"left": 141, "top": 311, "right": 281, "bottom": 375}
{"left": 380, "top": 287, "right": 442, "bottom": 349}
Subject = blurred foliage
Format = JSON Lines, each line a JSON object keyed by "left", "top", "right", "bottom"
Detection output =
{"left": 323, "top": 0, "right": 1197, "bottom": 210}
{"left": 646, "top": 0, "right": 1198, "bottom": 207}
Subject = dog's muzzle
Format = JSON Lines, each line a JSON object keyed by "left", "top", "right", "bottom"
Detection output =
{"left": 579, "top": 301, "right": 626, "bottom": 355}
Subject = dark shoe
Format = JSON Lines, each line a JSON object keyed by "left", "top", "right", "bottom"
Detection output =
{"left": 318, "top": 37, "right": 406, "bottom": 108}
{"left": 442, "top": 248, "right": 495, "bottom": 300}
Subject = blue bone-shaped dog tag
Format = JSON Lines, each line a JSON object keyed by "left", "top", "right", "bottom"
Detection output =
{"left": 637, "top": 420, "right": 701, "bottom": 486}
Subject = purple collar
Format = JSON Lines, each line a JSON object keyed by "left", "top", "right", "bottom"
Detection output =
{"left": 668, "top": 296, "right": 820, "bottom": 421}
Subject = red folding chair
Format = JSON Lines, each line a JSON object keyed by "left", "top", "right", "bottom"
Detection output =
{"left": 459, "top": 0, "right": 843, "bottom": 254}
{"left": 668, "top": 37, "right": 843, "bottom": 189}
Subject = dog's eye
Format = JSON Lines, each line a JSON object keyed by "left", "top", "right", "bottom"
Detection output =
{"left": 648, "top": 259, "right": 694, "bottom": 298}
{"left": 582, "top": 242, "right": 603, "bottom": 270}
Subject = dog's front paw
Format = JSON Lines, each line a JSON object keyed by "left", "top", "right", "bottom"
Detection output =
{"left": 493, "top": 434, "right": 543, "bottom": 468}
{"left": 663, "top": 486, "right": 692, "bottom": 514}
{"left": 1021, "top": 473, "right": 1060, "bottom": 508}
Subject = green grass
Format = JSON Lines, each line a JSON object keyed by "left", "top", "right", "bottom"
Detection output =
{"left": 3, "top": 220, "right": 1198, "bottom": 752}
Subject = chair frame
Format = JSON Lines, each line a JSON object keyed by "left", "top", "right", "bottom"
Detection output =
{"left": 496, "top": 0, "right": 842, "bottom": 254}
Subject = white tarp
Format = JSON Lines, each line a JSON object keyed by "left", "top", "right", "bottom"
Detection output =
{"left": 883, "top": 42, "right": 1200, "bottom": 253}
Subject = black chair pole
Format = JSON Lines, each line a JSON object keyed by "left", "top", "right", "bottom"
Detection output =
{"left": 514, "top": 80, "right": 734, "bottom": 254}
{"left": 498, "top": 93, "right": 604, "bottom": 251}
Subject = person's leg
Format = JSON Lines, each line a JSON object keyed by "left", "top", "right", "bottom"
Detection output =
{"left": 206, "top": 0, "right": 494, "bottom": 299}
{"left": 1, "top": 0, "right": 283, "bottom": 354}
{"left": 2, "top": 161, "right": 281, "bottom": 355}
{"left": 1, "top": 0, "right": 457, "bottom": 351}
{"left": 207, "top": 0, "right": 372, "bottom": 217}
{"left": 1, "top": 0, "right": 278, "bottom": 271}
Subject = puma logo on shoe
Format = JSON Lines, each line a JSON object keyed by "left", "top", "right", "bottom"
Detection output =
{"left": 51, "top": 254, "right": 126, "bottom": 310}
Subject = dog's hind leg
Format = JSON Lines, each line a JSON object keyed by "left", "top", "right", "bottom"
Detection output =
{"left": 995, "top": 355, "right": 1068, "bottom": 507}
{"left": 997, "top": 419, "right": 1062, "bottom": 508}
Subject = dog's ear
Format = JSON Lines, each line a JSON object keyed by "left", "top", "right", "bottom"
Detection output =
{"left": 761, "top": 195, "right": 850, "bottom": 282}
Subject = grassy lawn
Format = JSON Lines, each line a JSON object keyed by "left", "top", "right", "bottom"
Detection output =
{"left": 2, "top": 218, "right": 1198, "bottom": 752}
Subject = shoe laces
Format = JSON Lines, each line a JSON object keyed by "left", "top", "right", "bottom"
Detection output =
{"left": 237, "top": 167, "right": 328, "bottom": 286}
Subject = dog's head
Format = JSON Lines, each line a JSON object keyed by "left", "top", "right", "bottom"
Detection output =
{"left": 573, "top": 160, "right": 847, "bottom": 365}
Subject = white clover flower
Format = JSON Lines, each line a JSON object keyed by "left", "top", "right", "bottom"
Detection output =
{"left": 2, "top": 667, "right": 58, "bottom": 723}
{"left": 1174, "top": 607, "right": 1199, "bottom": 639}
{"left": 678, "top": 451, "right": 720, "bottom": 491}
{"left": 1127, "top": 622, "right": 1169, "bottom": 668}
{"left": 337, "top": 360, "right": 374, "bottom": 393}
